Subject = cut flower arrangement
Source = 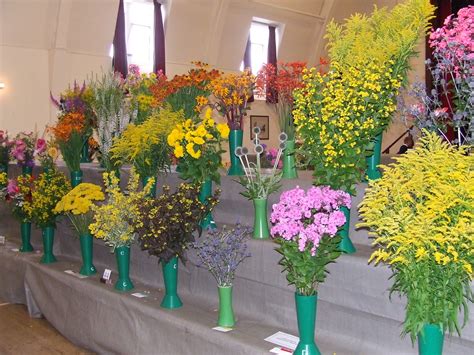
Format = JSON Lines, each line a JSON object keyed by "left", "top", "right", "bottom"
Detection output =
{"left": 271, "top": 185, "right": 350, "bottom": 355}
{"left": 5, "top": 174, "right": 34, "bottom": 223}
{"left": 89, "top": 169, "right": 153, "bottom": 251}
{"left": 167, "top": 108, "right": 229, "bottom": 184}
{"left": 271, "top": 186, "right": 351, "bottom": 295}
{"left": 54, "top": 183, "right": 105, "bottom": 275}
{"left": 110, "top": 107, "right": 185, "bottom": 183}
{"left": 359, "top": 132, "right": 474, "bottom": 347}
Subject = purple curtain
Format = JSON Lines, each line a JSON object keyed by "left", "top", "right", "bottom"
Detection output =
{"left": 243, "top": 35, "right": 254, "bottom": 102}
{"left": 267, "top": 25, "right": 277, "bottom": 103}
{"left": 113, "top": 0, "right": 128, "bottom": 78}
{"left": 153, "top": 0, "right": 166, "bottom": 74}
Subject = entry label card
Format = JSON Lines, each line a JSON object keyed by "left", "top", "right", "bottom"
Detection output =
{"left": 212, "top": 326, "right": 232, "bottom": 333}
{"left": 64, "top": 270, "right": 88, "bottom": 279}
{"left": 100, "top": 268, "right": 112, "bottom": 284}
{"left": 264, "top": 331, "right": 298, "bottom": 351}
{"left": 0, "top": 236, "right": 5, "bottom": 245}
{"left": 131, "top": 292, "right": 148, "bottom": 298}
{"left": 269, "top": 347, "right": 292, "bottom": 354}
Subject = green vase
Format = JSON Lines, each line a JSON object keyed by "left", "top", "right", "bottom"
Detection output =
{"left": 228, "top": 129, "right": 244, "bottom": 176}
{"left": 22, "top": 165, "right": 33, "bottom": 176}
{"left": 161, "top": 256, "right": 183, "bottom": 309}
{"left": 41, "top": 226, "right": 57, "bottom": 264}
{"left": 0, "top": 163, "right": 8, "bottom": 175}
{"left": 253, "top": 198, "right": 269, "bottom": 240}
{"left": 199, "top": 179, "right": 216, "bottom": 230}
{"left": 114, "top": 246, "right": 134, "bottom": 291}
{"left": 70, "top": 170, "right": 83, "bottom": 188}
{"left": 80, "top": 136, "right": 91, "bottom": 163}
{"left": 217, "top": 286, "right": 235, "bottom": 327}
{"left": 19, "top": 221, "right": 34, "bottom": 252}
{"left": 418, "top": 324, "right": 444, "bottom": 355}
{"left": 282, "top": 139, "right": 298, "bottom": 179}
{"left": 294, "top": 293, "right": 321, "bottom": 355}
{"left": 79, "top": 233, "right": 97, "bottom": 276}
{"left": 339, "top": 206, "right": 356, "bottom": 254}
{"left": 141, "top": 175, "right": 157, "bottom": 198}
{"left": 366, "top": 133, "right": 383, "bottom": 180}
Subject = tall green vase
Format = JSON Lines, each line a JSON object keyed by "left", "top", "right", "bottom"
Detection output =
{"left": 282, "top": 139, "right": 298, "bottom": 179}
{"left": 161, "top": 256, "right": 183, "bottom": 309}
{"left": 339, "top": 206, "right": 356, "bottom": 254}
{"left": 115, "top": 246, "right": 134, "bottom": 291}
{"left": 141, "top": 175, "right": 157, "bottom": 198}
{"left": 80, "top": 136, "right": 91, "bottom": 163}
{"left": 199, "top": 179, "right": 216, "bottom": 230}
{"left": 22, "top": 165, "right": 33, "bottom": 176}
{"left": 70, "top": 170, "right": 83, "bottom": 188}
{"left": 19, "top": 221, "right": 34, "bottom": 252}
{"left": 366, "top": 133, "right": 383, "bottom": 180}
{"left": 41, "top": 226, "right": 57, "bottom": 264}
{"left": 253, "top": 198, "right": 269, "bottom": 240}
{"left": 418, "top": 324, "right": 444, "bottom": 355}
{"left": 0, "top": 163, "right": 8, "bottom": 175}
{"left": 217, "top": 286, "right": 235, "bottom": 327}
{"left": 79, "top": 233, "right": 97, "bottom": 276}
{"left": 294, "top": 293, "right": 321, "bottom": 355}
{"left": 228, "top": 129, "right": 244, "bottom": 176}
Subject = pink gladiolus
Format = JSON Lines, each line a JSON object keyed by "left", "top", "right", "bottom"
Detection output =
{"left": 35, "top": 138, "right": 46, "bottom": 154}
{"left": 6, "top": 180, "right": 19, "bottom": 195}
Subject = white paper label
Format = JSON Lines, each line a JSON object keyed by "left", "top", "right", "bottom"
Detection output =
{"left": 264, "top": 331, "right": 299, "bottom": 351}
{"left": 102, "top": 268, "right": 112, "bottom": 281}
{"left": 212, "top": 326, "right": 233, "bottom": 332}
{"left": 131, "top": 292, "right": 148, "bottom": 298}
{"left": 64, "top": 270, "right": 88, "bottom": 279}
{"left": 269, "top": 347, "right": 293, "bottom": 354}
{"left": 11, "top": 248, "right": 19, "bottom": 252}
{"left": 0, "top": 236, "right": 5, "bottom": 245}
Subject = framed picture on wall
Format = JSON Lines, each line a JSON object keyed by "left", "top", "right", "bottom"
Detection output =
{"left": 250, "top": 115, "right": 270, "bottom": 140}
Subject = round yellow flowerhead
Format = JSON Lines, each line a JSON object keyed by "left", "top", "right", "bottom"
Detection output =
{"left": 216, "top": 123, "right": 230, "bottom": 139}
{"left": 55, "top": 183, "right": 105, "bottom": 216}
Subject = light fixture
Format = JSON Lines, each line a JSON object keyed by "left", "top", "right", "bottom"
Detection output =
{"left": 0, "top": 82, "right": 5, "bottom": 89}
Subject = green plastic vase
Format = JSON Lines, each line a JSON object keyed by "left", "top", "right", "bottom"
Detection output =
{"left": 366, "top": 133, "right": 383, "bottom": 180}
{"left": 282, "top": 139, "right": 298, "bottom": 179}
{"left": 253, "top": 198, "right": 270, "bottom": 240}
{"left": 80, "top": 137, "right": 91, "bottom": 163}
{"left": 141, "top": 175, "right": 157, "bottom": 198}
{"left": 114, "top": 246, "right": 134, "bottom": 291}
{"left": 294, "top": 293, "right": 321, "bottom": 355}
{"left": 418, "top": 324, "right": 444, "bottom": 355}
{"left": 199, "top": 179, "right": 216, "bottom": 230}
{"left": 70, "top": 170, "right": 83, "bottom": 188}
{"left": 79, "top": 233, "right": 97, "bottom": 276}
{"left": 41, "top": 226, "right": 57, "bottom": 264}
{"left": 19, "top": 221, "right": 34, "bottom": 252}
{"left": 339, "top": 206, "right": 356, "bottom": 254}
{"left": 22, "top": 165, "right": 33, "bottom": 176}
{"left": 217, "top": 286, "right": 235, "bottom": 328}
{"left": 0, "top": 163, "right": 8, "bottom": 175}
{"left": 161, "top": 256, "right": 183, "bottom": 309}
{"left": 228, "top": 129, "right": 244, "bottom": 176}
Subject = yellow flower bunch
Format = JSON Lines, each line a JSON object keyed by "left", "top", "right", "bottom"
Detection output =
{"left": 110, "top": 107, "right": 185, "bottom": 178}
{"left": 89, "top": 168, "right": 154, "bottom": 250}
{"left": 326, "top": 0, "right": 434, "bottom": 85}
{"left": 167, "top": 108, "right": 229, "bottom": 183}
{"left": 55, "top": 183, "right": 104, "bottom": 215}
{"left": 54, "top": 183, "right": 105, "bottom": 235}
{"left": 359, "top": 132, "right": 474, "bottom": 340}
{"left": 31, "top": 169, "right": 71, "bottom": 228}
{"left": 207, "top": 69, "right": 254, "bottom": 130}
{"left": 0, "top": 172, "right": 7, "bottom": 187}
{"left": 293, "top": 61, "right": 401, "bottom": 193}
{"left": 136, "top": 94, "right": 158, "bottom": 111}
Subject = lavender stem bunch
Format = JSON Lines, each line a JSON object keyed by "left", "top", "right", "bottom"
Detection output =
{"left": 193, "top": 224, "right": 251, "bottom": 287}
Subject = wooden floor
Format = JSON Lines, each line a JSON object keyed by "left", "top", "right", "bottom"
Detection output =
{"left": 0, "top": 297, "right": 92, "bottom": 355}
